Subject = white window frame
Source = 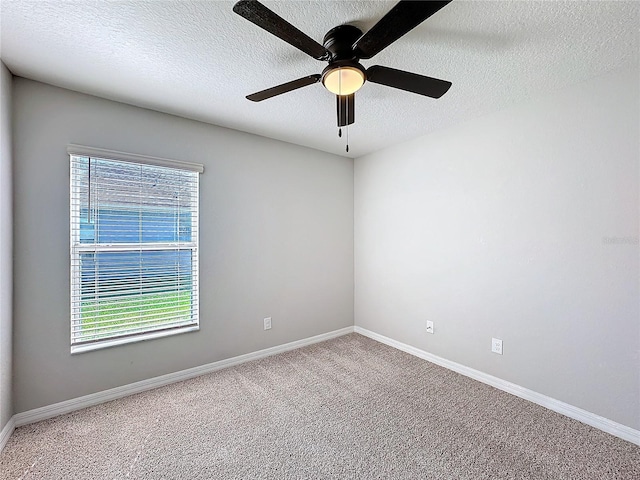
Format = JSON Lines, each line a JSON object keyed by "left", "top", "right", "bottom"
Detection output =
{"left": 69, "top": 145, "right": 203, "bottom": 354}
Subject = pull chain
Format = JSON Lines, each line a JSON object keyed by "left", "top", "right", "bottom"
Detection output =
{"left": 337, "top": 73, "right": 350, "bottom": 152}
{"left": 346, "top": 125, "right": 349, "bottom": 153}
{"left": 340, "top": 72, "right": 346, "bottom": 146}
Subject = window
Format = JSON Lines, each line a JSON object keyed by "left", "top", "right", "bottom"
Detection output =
{"left": 70, "top": 146, "right": 202, "bottom": 353}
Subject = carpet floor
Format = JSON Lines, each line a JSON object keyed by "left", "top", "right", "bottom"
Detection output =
{"left": 1, "top": 333, "right": 638, "bottom": 479}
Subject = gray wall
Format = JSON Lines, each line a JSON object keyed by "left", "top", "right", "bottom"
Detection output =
{"left": 13, "top": 78, "right": 354, "bottom": 413}
{"left": 354, "top": 65, "right": 640, "bottom": 430}
{"left": 0, "top": 63, "right": 13, "bottom": 429}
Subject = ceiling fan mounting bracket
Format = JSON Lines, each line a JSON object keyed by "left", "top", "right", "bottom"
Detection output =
{"left": 322, "top": 25, "right": 363, "bottom": 62}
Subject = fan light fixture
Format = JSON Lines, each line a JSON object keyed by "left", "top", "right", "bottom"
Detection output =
{"left": 322, "top": 65, "right": 366, "bottom": 95}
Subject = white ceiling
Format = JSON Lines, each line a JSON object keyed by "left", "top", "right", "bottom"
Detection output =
{"left": 1, "top": 1, "right": 638, "bottom": 158}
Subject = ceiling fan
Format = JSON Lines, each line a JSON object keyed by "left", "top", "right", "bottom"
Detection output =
{"left": 233, "top": 0, "right": 453, "bottom": 132}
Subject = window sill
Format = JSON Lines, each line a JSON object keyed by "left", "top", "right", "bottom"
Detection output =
{"left": 70, "top": 324, "right": 199, "bottom": 354}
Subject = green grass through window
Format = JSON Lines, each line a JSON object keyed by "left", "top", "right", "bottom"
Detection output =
{"left": 80, "top": 290, "right": 193, "bottom": 341}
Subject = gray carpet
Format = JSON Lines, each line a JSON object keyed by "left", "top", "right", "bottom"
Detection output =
{"left": 1, "top": 333, "right": 638, "bottom": 479}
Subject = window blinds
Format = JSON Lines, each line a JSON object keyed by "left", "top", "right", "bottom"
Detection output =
{"left": 70, "top": 153, "right": 199, "bottom": 349}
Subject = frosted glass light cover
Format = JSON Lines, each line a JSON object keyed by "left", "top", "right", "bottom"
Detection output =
{"left": 323, "top": 67, "right": 365, "bottom": 95}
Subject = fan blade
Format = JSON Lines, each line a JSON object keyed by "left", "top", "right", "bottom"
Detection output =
{"left": 246, "top": 74, "right": 321, "bottom": 102}
{"left": 337, "top": 94, "right": 355, "bottom": 127}
{"left": 367, "top": 66, "right": 451, "bottom": 98}
{"left": 233, "top": 1, "right": 329, "bottom": 60}
{"left": 353, "top": 0, "right": 452, "bottom": 59}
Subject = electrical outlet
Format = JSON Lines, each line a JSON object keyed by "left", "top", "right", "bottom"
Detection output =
{"left": 426, "top": 321, "right": 434, "bottom": 334}
{"left": 491, "top": 338, "right": 503, "bottom": 355}
{"left": 263, "top": 317, "right": 272, "bottom": 330}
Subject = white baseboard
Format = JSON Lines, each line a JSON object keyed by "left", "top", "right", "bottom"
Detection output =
{"left": 354, "top": 326, "right": 640, "bottom": 446}
{"left": 13, "top": 326, "right": 354, "bottom": 428}
{"left": 0, "top": 416, "right": 15, "bottom": 452}
{"left": 9, "top": 325, "right": 638, "bottom": 449}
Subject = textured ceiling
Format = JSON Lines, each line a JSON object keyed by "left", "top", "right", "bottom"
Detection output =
{"left": 1, "top": 1, "right": 638, "bottom": 158}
